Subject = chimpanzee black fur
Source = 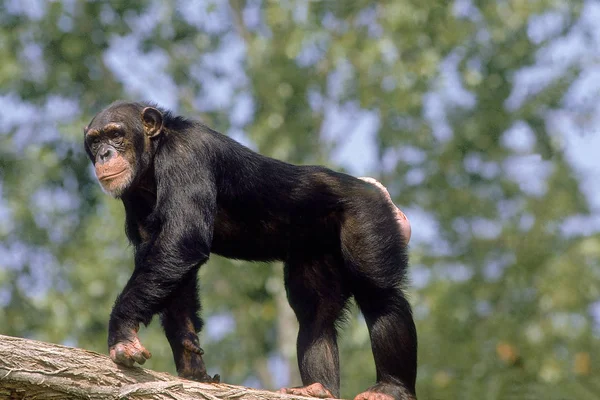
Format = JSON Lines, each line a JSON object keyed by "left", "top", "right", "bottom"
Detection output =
{"left": 84, "top": 101, "right": 418, "bottom": 400}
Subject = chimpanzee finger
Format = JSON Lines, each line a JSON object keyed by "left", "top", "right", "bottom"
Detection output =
{"left": 141, "top": 347, "right": 152, "bottom": 359}
{"left": 109, "top": 347, "right": 117, "bottom": 363}
{"left": 182, "top": 336, "right": 204, "bottom": 355}
{"left": 113, "top": 345, "right": 135, "bottom": 367}
{"left": 132, "top": 350, "right": 148, "bottom": 365}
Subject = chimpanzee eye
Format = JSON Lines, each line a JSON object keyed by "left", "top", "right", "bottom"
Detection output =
{"left": 112, "top": 134, "right": 124, "bottom": 145}
{"left": 86, "top": 137, "right": 96, "bottom": 150}
{"left": 88, "top": 144, "right": 98, "bottom": 156}
{"left": 108, "top": 129, "right": 122, "bottom": 138}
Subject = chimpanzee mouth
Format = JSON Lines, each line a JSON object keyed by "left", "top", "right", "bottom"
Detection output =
{"left": 98, "top": 169, "right": 128, "bottom": 181}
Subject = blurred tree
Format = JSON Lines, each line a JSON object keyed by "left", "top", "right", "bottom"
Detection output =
{"left": 0, "top": 1, "right": 598, "bottom": 399}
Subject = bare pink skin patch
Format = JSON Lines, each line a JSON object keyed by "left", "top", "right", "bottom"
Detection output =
{"left": 359, "top": 177, "right": 411, "bottom": 246}
{"left": 95, "top": 156, "right": 132, "bottom": 196}
{"left": 109, "top": 328, "right": 152, "bottom": 367}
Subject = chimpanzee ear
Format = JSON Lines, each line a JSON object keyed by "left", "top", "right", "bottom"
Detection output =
{"left": 142, "top": 107, "right": 164, "bottom": 138}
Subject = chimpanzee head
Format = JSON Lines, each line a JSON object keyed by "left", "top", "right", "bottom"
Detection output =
{"left": 84, "top": 101, "right": 163, "bottom": 198}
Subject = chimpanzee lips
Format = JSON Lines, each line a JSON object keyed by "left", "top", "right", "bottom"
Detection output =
{"left": 97, "top": 169, "right": 128, "bottom": 181}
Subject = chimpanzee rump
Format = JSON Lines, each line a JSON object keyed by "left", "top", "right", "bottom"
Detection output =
{"left": 84, "top": 101, "right": 418, "bottom": 400}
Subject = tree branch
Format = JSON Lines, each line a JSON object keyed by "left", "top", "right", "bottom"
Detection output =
{"left": 0, "top": 334, "right": 310, "bottom": 400}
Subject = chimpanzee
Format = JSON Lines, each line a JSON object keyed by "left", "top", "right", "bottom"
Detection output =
{"left": 83, "top": 101, "right": 417, "bottom": 400}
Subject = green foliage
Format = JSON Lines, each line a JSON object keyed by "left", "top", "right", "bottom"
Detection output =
{"left": 0, "top": 1, "right": 598, "bottom": 399}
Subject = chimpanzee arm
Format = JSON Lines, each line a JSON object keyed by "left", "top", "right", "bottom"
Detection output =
{"left": 108, "top": 179, "right": 216, "bottom": 349}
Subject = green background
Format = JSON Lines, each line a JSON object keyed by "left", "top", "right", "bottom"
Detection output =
{"left": 1, "top": 1, "right": 599, "bottom": 399}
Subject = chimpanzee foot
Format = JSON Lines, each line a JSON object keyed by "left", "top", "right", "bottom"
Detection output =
{"left": 175, "top": 332, "right": 220, "bottom": 383}
{"left": 279, "top": 383, "right": 336, "bottom": 398}
{"left": 109, "top": 333, "right": 152, "bottom": 367}
{"left": 354, "top": 383, "right": 415, "bottom": 400}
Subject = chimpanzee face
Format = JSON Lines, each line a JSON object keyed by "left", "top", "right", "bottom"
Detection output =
{"left": 84, "top": 102, "right": 163, "bottom": 198}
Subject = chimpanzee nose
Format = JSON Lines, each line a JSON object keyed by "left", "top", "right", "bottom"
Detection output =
{"left": 97, "top": 144, "right": 117, "bottom": 164}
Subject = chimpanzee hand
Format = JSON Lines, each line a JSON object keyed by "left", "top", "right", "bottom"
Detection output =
{"left": 108, "top": 325, "right": 152, "bottom": 367}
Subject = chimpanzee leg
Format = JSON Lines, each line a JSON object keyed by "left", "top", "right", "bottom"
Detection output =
{"left": 342, "top": 197, "right": 418, "bottom": 400}
{"left": 353, "top": 288, "right": 417, "bottom": 400}
{"left": 279, "top": 255, "right": 351, "bottom": 398}
{"left": 160, "top": 270, "right": 219, "bottom": 383}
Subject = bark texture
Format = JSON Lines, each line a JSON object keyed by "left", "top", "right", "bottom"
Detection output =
{"left": 0, "top": 335, "right": 310, "bottom": 400}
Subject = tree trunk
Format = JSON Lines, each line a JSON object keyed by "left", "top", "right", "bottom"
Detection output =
{"left": 0, "top": 335, "right": 309, "bottom": 400}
